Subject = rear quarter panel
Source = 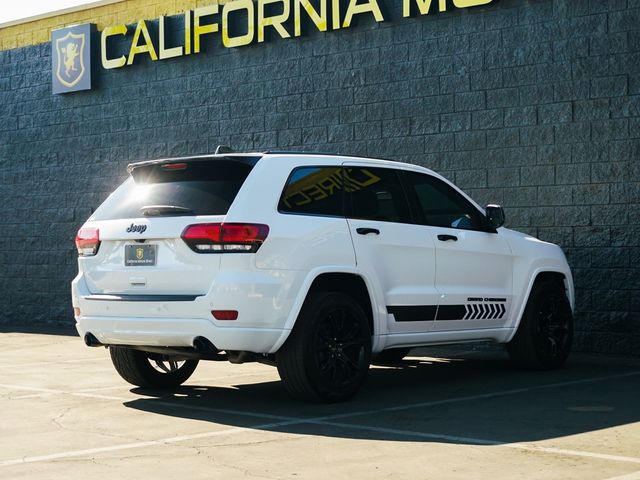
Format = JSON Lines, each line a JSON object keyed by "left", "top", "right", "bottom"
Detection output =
{"left": 225, "top": 156, "right": 357, "bottom": 271}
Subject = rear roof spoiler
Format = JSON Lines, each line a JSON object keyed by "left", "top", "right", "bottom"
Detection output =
{"left": 127, "top": 154, "right": 262, "bottom": 174}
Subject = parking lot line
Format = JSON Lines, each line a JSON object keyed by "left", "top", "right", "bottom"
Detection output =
{"left": 4, "top": 370, "right": 639, "bottom": 420}
{"left": 2, "top": 398, "right": 639, "bottom": 468}
{"left": 75, "top": 385, "right": 138, "bottom": 393}
{"left": 314, "top": 420, "right": 640, "bottom": 465}
{"left": 0, "top": 357, "right": 97, "bottom": 370}
{"left": 72, "top": 371, "right": 272, "bottom": 392}
{"left": 4, "top": 372, "right": 277, "bottom": 400}
{"left": 13, "top": 393, "right": 57, "bottom": 400}
{"left": 1, "top": 370, "right": 639, "bottom": 468}
{"left": 316, "top": 371, "right": 640, "bottom": 422}
{"left": 0, "top": 418, "right": 301, "bottom": 468}
{"left": 0, "top": 382, "right": 307, "bottom": 420}
{"left": 4, "top": 401, "right": 639, "bottom": 470}
{"left": 0, "top": 384, "right": 64, "bottom": 395}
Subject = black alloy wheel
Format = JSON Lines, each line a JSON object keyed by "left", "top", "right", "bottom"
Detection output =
{"left": 110, "top": 347, "right": 199, "bottom": 388}
{"left": 507, "top": 279, "right": 573, "bottom": 370}
{"left": 312, "top": 304, "right": 370, "bottom": 392}
{"left": 535, "top": 291, "right": 572, "bottom": 360}
{"left": 276, "top": 292, "right": 372, "bottom": 402}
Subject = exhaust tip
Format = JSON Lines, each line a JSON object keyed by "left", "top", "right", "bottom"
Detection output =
{"left": 84, "top": 333, "right": 101, "bottom": 347}
{"left": 193, "top": 336, "right": 215, "bottom": 352}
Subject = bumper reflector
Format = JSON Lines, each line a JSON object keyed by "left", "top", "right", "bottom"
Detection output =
{"left": 211, "top": 310, "right": 238, "bottom": 321}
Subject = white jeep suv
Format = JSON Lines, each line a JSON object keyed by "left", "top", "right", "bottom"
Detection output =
{"left": 72, "top": 150, "right": 574, "bottom": 402}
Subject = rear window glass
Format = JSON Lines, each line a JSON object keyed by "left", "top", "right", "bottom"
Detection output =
{"left": 89, "top": 160, "right": 253, "bottom": 221}
{"left": 278, "top": 167, "right": 344, "bottom": 217}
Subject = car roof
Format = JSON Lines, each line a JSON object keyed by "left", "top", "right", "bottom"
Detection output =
{"left": 127, "top": 149, "right": 438, "bottom": 177}
{"left": 260, "top": 151, "right": 438, "bottom": 175}
{"left": 125, "top": 149, "right": 481, "bottom": 212}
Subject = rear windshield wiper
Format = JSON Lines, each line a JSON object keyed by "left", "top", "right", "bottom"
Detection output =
{"left": 140, "top": 205, "right": 194, "bottom": 216}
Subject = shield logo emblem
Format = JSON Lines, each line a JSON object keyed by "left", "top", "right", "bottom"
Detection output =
{"left": 55, "top": 31, "right": 85, "bottom": 88}
{"left": 136, "top": 248, "right": 145, "bottom": 260}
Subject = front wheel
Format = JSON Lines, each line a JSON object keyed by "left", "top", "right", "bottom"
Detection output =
{"left": 110, "top": 347, "right": 199, "bottom": 388}
{"left": 276, "top": 292, "right": 372, "bottom": 402}
{"left": 507, "top": 279, "right": 573, "bottom": 369}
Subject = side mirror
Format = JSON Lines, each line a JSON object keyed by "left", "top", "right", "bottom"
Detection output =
{"left": 485, "top": 204, "right": 505, "bottom": 229}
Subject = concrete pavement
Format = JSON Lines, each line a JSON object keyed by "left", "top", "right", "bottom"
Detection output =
{"left": 1, "top": 332, "right": 639, "bottom": 479}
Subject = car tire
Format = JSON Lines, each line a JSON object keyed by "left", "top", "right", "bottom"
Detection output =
{"left": 374, "top": 348, "right": 411, "bottom": 363}
{"left": 507, "top": 279, "right": 573, "bottom": 370}
{"left": 109, "top": 347, "right": 199, "bottom": 388}
{"left": 276, "top": 292, "right": 372, "bottom": 402}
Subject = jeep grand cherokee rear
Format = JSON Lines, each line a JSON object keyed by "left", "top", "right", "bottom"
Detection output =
{"left": 72, "top": 151, "right": 574, "bottom": 403}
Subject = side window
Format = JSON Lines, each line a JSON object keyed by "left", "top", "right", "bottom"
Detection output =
{"left": 278, "top": 167, "right": 344, "bottom": 216}
{"left": 344, "top": 167, "right": 411, "bottom": 223}
{"left": 403, "top": 171, "right": 486, "bottom": 231}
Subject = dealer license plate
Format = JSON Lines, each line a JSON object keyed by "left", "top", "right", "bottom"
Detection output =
{"left": 125, "top": 244, "right": 157, "bottom": 266}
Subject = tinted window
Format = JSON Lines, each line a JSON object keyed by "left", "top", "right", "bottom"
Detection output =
{"left": 278, "top": 167, "right": 344, "bottom": 216}
{"left": 89, "top": 160, "right": 252, "bottom": 221}
{"left": 403, "top": 171, "right": 485, "bottom": 231}
{"left": 345, "top": 167, "right": 411, "bottom": 223}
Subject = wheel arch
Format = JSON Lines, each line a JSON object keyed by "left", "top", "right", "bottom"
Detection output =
{"left": 269, "top": 268, "right": 385, "bottom": 353}
{"left": 506, "top": 267, "right": 574, "bottom": 343}
{"left": 535, "top": 271, "right": 568, "bottom": 289}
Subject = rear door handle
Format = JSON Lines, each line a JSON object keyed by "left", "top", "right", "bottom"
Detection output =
{"left": 356, "top": 227, "right": 380, "bottom": 235}
{"left": 437, "top": 234, "right": 458, "bottom": 242}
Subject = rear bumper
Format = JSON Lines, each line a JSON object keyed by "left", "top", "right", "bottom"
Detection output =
{"left": 75, "top": 315, "right": 285, "bottom": 352}
{"left": 71, "top": 266, "right": 303, "bottom": 353}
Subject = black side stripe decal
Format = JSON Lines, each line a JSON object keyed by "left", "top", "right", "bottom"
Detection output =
{"left": 435, "top": 305, "right": 466, "bottom": 321}
{"left": 388, "top": 303, "right": 507, "bottom": 322}
{"left": 464, "top": 303, "right": 506, "bottom": 320}
{"left": 387, "top": 305, "right": 437, "bottom": 322}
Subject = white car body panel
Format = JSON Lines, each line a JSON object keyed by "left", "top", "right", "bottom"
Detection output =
{"left": 430, "top": 225, "right": 514, "bottom": 332}
{"left": 347, "top": 218, "right": 439, "bottom": 335}
{"left": 72, "top": 153, "right": 574, "bottom": 354}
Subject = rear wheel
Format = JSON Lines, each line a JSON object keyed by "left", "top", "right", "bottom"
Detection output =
{"left": 276, "top": 292, "right": 372, "bottom": 402}
{"left": 507, "top": 279, "right": 573, "bottom": 369}
{"left": 109, "top": 347, "right": 199, "bottom": 388}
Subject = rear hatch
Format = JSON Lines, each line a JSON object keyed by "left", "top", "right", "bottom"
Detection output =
{"left": 79, "top": 157, "right": 257, "bottom": 296}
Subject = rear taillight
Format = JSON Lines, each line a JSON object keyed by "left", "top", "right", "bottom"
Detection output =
{"left": 75, "top": 227, "right": 100, "bottom": 256}
{"left": 181, "top": 223, "right": 269, "bottom": 253}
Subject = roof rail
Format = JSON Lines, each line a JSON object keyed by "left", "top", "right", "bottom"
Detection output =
{"left": 262, "top": 149, "right": 342, "bottom": 156}
{"left": 262, "top": 150, "right": 397, "bottom": 162}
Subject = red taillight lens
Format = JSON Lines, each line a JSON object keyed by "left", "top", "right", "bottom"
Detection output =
{"left": 181, "top": 223, "right": 269, "bottom": 253}
{"left": 219, "top": 224, "right": 268, "bottom": 245}
{"left": 182, "top": 224, "right": 222, "bottom": 243}
{"left": 75, "top": 227, "right": 100, "bottom": 256}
